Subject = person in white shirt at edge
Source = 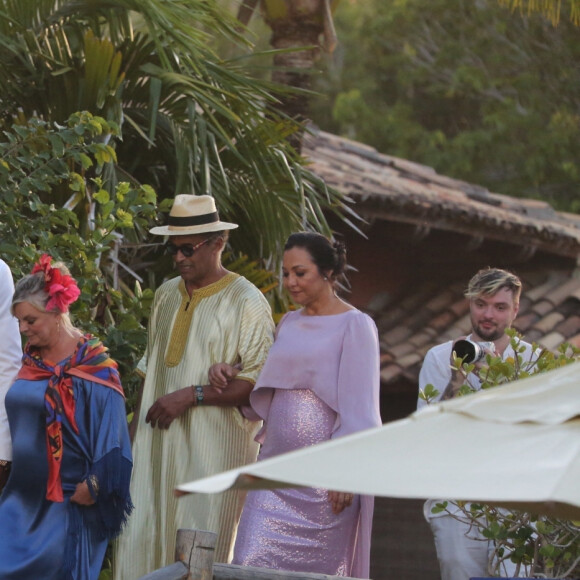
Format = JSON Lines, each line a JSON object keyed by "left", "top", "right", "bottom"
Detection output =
{"left": 417, "top": 267, "right": 536, "bottom": 580}
{"left": 0, "top": 259, "right": 23, "bottom": 493}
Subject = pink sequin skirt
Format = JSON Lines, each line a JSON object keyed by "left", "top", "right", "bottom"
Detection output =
{"left": 232, "top": 389, "right": 360, "bottom": 575}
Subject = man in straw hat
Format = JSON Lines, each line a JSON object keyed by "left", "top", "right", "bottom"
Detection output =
{"left": 113, "top": 195, "right": 274, "bottom": 578}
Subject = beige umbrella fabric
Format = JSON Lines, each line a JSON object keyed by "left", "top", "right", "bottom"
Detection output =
{"left": 177, "top": 362, "right": 580, "bottom": 520}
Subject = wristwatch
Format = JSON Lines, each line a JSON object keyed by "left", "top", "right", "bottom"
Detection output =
{"left": 194, "top": 385, "right": 204, "bottom": 405}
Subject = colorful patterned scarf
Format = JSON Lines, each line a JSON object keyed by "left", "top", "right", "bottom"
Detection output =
{"left": 16, "top": 334, "right": 124, "bottom": 502}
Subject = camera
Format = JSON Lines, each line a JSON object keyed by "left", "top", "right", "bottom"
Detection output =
{"left": 453, "top": 339, "right": 494, "bottom": 364}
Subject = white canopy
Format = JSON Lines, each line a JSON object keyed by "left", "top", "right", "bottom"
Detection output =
{"left": 177, "top": 362, "right": 580, "bottom": 520}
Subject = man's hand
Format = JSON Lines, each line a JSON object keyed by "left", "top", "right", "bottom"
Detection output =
{"left": 440, "top": 370, "right": 466, "bottom": 401}
{"left": 442, "top": 337, "right": 470, "bottom": 400}
{"left": 442, "top": 337, "right": 496, "bottom": 401}
{"left": 145, "top": 388, "right": 195, "bottom": 430}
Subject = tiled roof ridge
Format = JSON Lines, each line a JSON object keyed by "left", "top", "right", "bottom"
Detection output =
{"left": 302, "top": 127, "right": 580, "bottom": 257}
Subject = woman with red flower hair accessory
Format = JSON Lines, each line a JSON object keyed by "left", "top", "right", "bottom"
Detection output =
{"left": 0, "top": 255, "right": 133, "bottom": 580}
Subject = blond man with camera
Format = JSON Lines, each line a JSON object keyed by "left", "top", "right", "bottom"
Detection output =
{"left": 417, "top": 268, "right": 536, "bottom": 580}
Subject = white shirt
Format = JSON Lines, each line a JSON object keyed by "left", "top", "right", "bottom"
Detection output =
{"left": 0, "top": 260, "right": 22, "bottom": 460}
{"left": 417, "top": 334, "right": 536, "bottom": 518}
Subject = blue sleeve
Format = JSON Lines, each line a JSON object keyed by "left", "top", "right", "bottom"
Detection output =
{"left": 75, "top": 380, "right": 133, "bottom": 539}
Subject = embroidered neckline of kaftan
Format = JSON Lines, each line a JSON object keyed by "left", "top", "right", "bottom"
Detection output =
{"left": 165, "top": 272, "right": 239, "bottom": 367}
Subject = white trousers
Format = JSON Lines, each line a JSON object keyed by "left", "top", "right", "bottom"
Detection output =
{"left": 429, "top": 514, "right": 492, "bottom": 580}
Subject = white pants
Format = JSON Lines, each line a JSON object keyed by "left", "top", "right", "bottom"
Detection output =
{"left": 429, "top": 514, "right": 492, "bottom": 580}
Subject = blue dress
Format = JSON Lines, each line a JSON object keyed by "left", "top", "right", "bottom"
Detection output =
{"left": 0, "top": 373, "right": 133, "bottom": 580}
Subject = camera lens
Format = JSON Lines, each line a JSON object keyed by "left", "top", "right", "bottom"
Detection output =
{"left": 453, "top": 339, "right": 485, "bottom": 364}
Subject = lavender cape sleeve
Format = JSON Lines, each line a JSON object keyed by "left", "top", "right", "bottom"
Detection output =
{"left": 336, "top": 312, "right": 382, "bottom": 580}
{"left": 335, "top": 312, "right": 382, "bottom": 438}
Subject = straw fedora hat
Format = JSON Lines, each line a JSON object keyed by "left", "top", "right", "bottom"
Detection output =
{"left": 150, "top": 194, "right": 238, "bottom": 236}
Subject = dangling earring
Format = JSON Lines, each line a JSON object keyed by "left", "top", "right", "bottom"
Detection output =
{"left": 324, "top": 276, "right": 328, "bottom": 281}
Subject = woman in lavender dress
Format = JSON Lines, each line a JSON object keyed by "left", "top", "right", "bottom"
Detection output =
{"left": 210, "top": 232, "right": 382, "bottom": 578}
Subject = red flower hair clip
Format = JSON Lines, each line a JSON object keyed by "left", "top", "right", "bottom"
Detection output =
{"left": 31, "top": 254, "right": 81, "bottom": 313}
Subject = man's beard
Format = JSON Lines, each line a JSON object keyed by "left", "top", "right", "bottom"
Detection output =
{"left": 474, "top": 323, "right": 503, "bottom": 342}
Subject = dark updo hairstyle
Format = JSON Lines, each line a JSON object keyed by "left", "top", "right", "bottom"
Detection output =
{"left": 284, "top": 232, "right": 347, "bottom": 280}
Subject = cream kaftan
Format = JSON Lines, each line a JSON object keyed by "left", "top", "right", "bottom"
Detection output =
{"left": 113, "top": 273, "right": 273, "bottom": 579}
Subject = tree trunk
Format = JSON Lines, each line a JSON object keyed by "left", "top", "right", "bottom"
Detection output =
{"left": 259, "top": 0, "right": 338, "bottom": 147}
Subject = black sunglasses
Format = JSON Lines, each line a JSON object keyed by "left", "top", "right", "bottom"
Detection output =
{"left": 165, "top": 237, "right": 212, "bottom": 257}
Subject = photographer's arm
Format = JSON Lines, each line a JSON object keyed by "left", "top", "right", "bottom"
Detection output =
{"left": 440, "top": 369, "right": 466, "bottom": 401}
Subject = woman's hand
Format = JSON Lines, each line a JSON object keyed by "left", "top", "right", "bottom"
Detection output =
{"left": 0, "top": 461, "right": 11, "bottom": 494}
{"left": 208, "top": 363, "right": 241, "bottom": 391}
{"left": 70, "top": 481, "right": 95, "bottom": 506}
{"left": 328, "top": 490, "right": 354, "bottom": 514}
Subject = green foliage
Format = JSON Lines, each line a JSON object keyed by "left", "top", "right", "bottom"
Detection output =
{"left": 0, "top": 0, "right": 362, "bottom": 402}
{"left": 311, "top": 0, "right": 580, "bottom": 212}
{"left": 0, "top": 112, "right": 158, "bottom": 405}
{"left": 420, "top": 329, "right": 579, "bottom": 404}
{"left": 458, "top": 503, "right": 580, "bottom": 578}
{"left": 222, "top": 251, "right": 289, "bottom": 323}
{"left": 0, "top": 0, "right": 356, "bottom": 270}
{"left": 421, "top": 331, "right": 580, "bottom": 578}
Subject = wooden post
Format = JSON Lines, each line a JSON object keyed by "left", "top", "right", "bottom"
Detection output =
{"left": 137, "top": 562, "right": 189, "bottom": 580}
{"left": 175, "top": 528, "right": 217, "bottom": 580}
{"left": 139, "top": 529, "right": 366, "bottom": 580}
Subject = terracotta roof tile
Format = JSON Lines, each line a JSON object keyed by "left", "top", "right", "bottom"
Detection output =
{"left": 545, "top": 278, "right": 580, "bottom": 306}
{"left": 408, "top": 328, "right": 438, "bottom": 347}
{"left": 532, "top": 312, "right": 566, "bottom": 334}
{"left": 554, "top": 315, "right": 580, "bottom": 340}
{"left": 404, "top": 309, "right": 438, "bottom": 333}
{"left": 448, "top": 298, "right": 470, "bottom": 318}
{"left": 524, "top": 329, "right": 545, "bottom": 344}
{"left": 424, "top": 289, "right": 456, "bottom": 313}
{"left": 381, "top": 326, "right": 414, "bottom": 347}
{"left": 513, "top": 312, "right": 540, "bottom": 334}
{"left": 521, "top": 272, "right": 568, "bottom": 301}
{"left": 376, "top": 309, "right": 408, "bottom": 332}
{"left": 516, "top": 295, "right": 533, "bottom": 314}
{"left": 430, "top": 310, "right": 456, "bottom": 332}
{"left": 380, "top": 365, "right": 404, "bottom": 383}
{"left": 540, "top": 331, "right": 567, "bottom": 350}
{"left": 569, "top": 286, "right": 580, "bottom": 301}
{"left": 396, "top": 352, "right": 424, "bottom": 369}
{"left": 557, "top": 297, "right": 580, "bottom": 317}
{"left": 531, "top": 300, "right": 555, "bottom": 317}
{"left": 388, "top": 342, "right": 417, "bottom": 359}
{"left": 446, "top": 313, "right": 473, "bottom": 336}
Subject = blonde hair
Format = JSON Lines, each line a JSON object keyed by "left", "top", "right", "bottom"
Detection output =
{"left": 464, "top": 268, "right": 522, "bottom": 304}
{"left": 12, "top": 262, "right": 75, "bottom": 330}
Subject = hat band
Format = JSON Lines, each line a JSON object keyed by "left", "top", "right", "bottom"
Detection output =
{"left": 168, "top": 211, "right": 219, "bottom": 227}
